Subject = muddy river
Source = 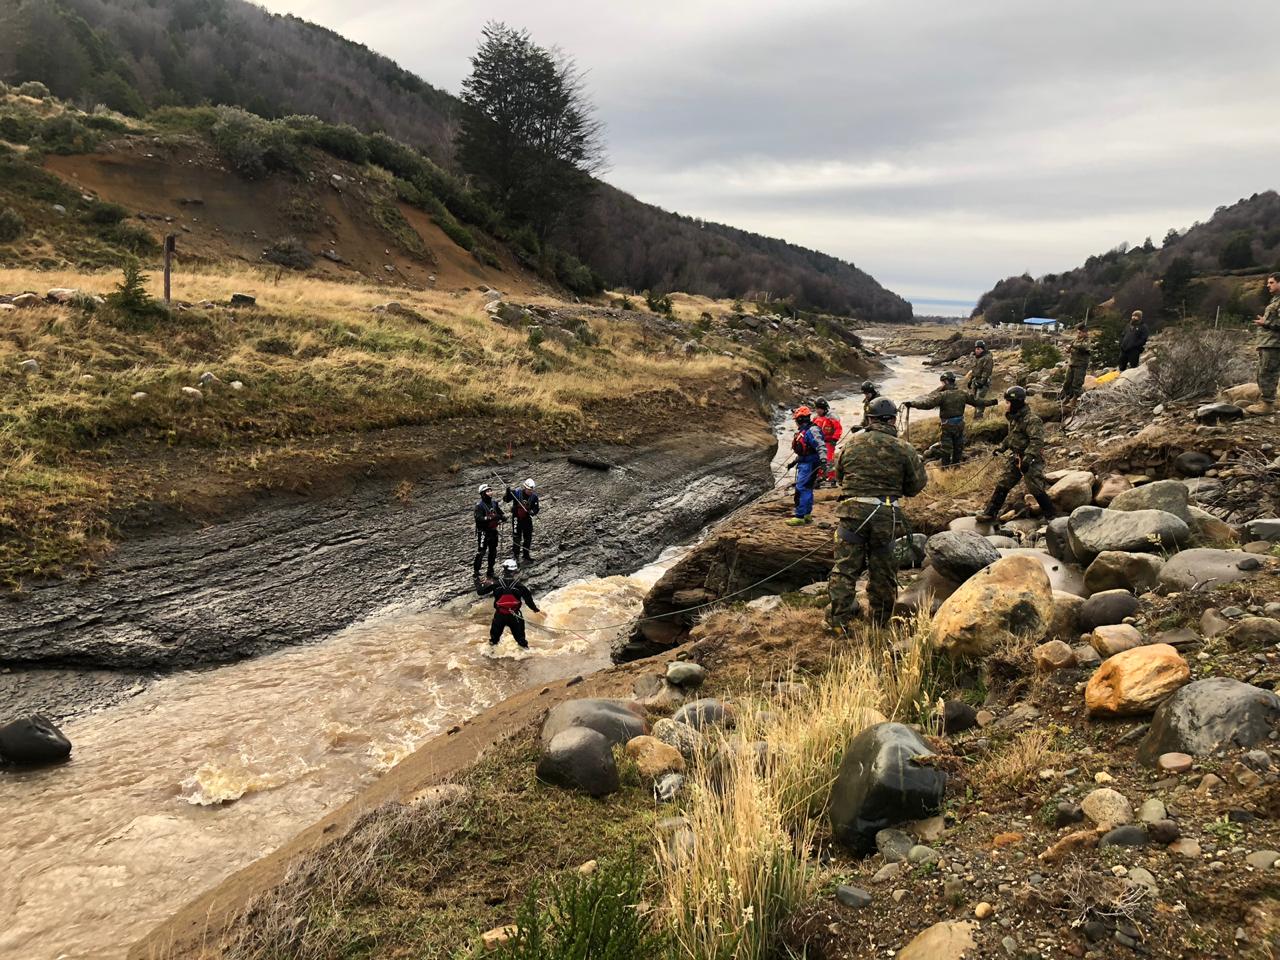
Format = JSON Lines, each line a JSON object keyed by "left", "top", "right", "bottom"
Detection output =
{"left": 0, "top": 353, "right": 941, "bottom": 960}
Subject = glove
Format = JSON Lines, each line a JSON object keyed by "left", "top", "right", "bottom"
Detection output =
{"left": 903, "top": 401, "right": 913, "bottom": 409}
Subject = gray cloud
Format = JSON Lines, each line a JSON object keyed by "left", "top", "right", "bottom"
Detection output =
{"left": 260, "top": 1, "right": 1280, "bottom": 311}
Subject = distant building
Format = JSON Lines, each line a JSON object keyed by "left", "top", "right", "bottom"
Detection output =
{"left": 1022, "top": 317, "right": 1060, "bottom": 334}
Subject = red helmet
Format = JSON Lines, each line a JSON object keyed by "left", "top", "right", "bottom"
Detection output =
{"left": 793, "top": 405, "right": 812, "bottom": 419}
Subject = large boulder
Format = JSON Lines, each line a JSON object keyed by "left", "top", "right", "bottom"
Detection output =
{"left": 1093, "top": 474, "right": 1133, "bottom": 507}
{"left": 1137, "top": 678, "right": 1280, "bottom": 765}
{"left": 0, "top": 716, "right": 72, "bottom": 765}
{"left": 1244, "top": 519, "right": 1280, "bottom": 543}
{"left": 1109, "top": 479, "right": 1192, "bottom": 523}
{"left": 1080, "top": 590, "right": 1141, "bottom": 630}
{"left": 924, "top": 531, "right": 1000, "bottom": 583}
{"left": 536, "top": 728, "right": 620, "bottom": 796}
{"left": 829, "top": 722, "right": 946, "bottom": 854}
{"left": 540, "top": 699, "right": 648, "bottom": 749}
{"left": 931, "top": 555, "right": 1055, "bottom": 657}
{"left": 895, "top": 566, "right": 963, "bottom": 616}
{"left": 1158, "top": 549, "right": 1267, "bottom": 591}
{"left": 1085, "top": 644, "right": 1190, "bottom": 716}
{"left": 997, "top": 548, "right": 1088, "bottom": 597}
{"left": 1047, "top": 591, "right": 1085, "bottom": 642}
{"left": 1048, "top": 470, "right": 1095, "bottom": 513}
{"left": 671, "top": 698, "right": 735, "bottom": 730}
{"left": 1083, "top": 551, "right": 1165, "bottom": 595}
{"left": 1043, "top": 517, "right": 1082, "bottom": 564}
{"left": 1067, "top": 506, "right": 1190, "bottom": 562}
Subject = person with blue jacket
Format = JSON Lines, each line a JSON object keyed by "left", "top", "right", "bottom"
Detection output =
{"left": 785, "top": 406, "right": 828, "bottom": 526}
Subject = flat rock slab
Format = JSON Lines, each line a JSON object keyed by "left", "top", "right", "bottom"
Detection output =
{"left": 1067, "top": 506, "right": 1190, "bottom": 561}
{"left": 897, "top": 921, "right": 978, "bottom": 960}
{"left": 1158, "top": 549, "right": 1269, "bottom": 591}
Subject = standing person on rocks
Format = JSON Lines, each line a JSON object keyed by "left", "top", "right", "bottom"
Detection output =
{"left": 812, "top": 398, "right": 843, "bottom": 483}
{"left": 503, "top": 478, "right": 540, "bottom": 562}
{"left": 1118, "top": 310, "right": 1149, "bottom": 371}
{"left": 903, "top": 372, "right": 995, "bottom": 466}
{"left": 1248, "top": 272, "right": 1280, "bottom": 415}
{"left": 1060, "top": 327, "right": 1091, "bottom": 401}
{"left": 476, "top": 558, "right": 539, "bottom": 649}
{"left": 785, "top": 406, "right": 828, "bottom": 526}
{"left": 472, "top": 483, "right": 505, "bottom": 579}
{"left": 977, "top": 386, "right": 1057, "bottom": 523}
{"left": 860, "top": 381, "right": 879, "bottom": 427}
{"left": 967, "top": 340, "right": 994, "bottom": 419}
{"left": 827, "top": 396, "right": 928, "bottom": 630}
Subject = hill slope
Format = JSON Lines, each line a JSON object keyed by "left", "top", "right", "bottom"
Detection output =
{"left": 0, "top": 0, "right": 912, "bottom": 321}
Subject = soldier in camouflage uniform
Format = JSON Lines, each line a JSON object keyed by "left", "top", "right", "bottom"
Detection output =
{"left": 977, "top": 386, "right": 1057, "bottom": 522}
{"left": 905, "top": 371, "right": 996, "bottom": 466}
{"left": 827, "top": 396, "right": 928, "bottom": 630}
{"left": 1060, "top": 327, "right": 1091, "bottom": 401}
{"left": 1248, "top": 272, "right": 1280, "bottom": 415}
{"left": 860, "top": 381, "right": 879, "bottom": 427}
{"left": 967, "top": 340, "right": 994, "bottom": 419}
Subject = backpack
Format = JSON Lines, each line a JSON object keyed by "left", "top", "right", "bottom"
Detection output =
{"left": 792, "top": 425, "right": 820, "bottom": 457}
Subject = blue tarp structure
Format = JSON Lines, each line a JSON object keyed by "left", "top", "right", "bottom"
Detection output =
{"left": 1022, "top": 317, "right": 1058, "bottom": 326}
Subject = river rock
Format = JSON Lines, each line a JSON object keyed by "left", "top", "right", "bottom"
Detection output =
{"left": 1085, "top": 644, "right": 1190, "bottom": 716}
{"left": 876, "top": 827, "right": 916, "bottom": 862}
{"left": 1158, "top": 548, "right": 1266, "bottom": 591}
{"left": 651, "top": 717, "right": 704, "bottom": 759}
{"left": 654, "top": 772, "right": 684, "bottom": 802}
{"left": 1034, "top": 639, "right": 1075, "bottom": 671}
{"left": 0, "top": 715, "right": 72, "bottom": 765}
{"left": 986, "top": 535, "right": 1019, "bottom": 548}
{"left": 1138, "top": 798, "right": 1167, "bottom": 823}
{"left": 1079, "top": 589, "right": 1140, "bottom": 630}
{"left": 931, "top": 555, "right": 1054, "bottom": 657}
{"left": 1083, "top": 551, "right": 1164, "bottom": 595}
{"left": 1244, "top": 519, "right": 1280, "bottom": 543}
{"left": 896, "top": 921, "right": 977, "bottom": 960}
{"left": 997, "top": 548, "right": 1088, "bottom": 597}
{"left": 665, "top": 662, "right": 706, "bottom": 688}
{"left": 1109, "top": 479, "right": 1192, "bottom": 522}
{"left": 1187, "top": 506, "right": 1237, "bottom": 545}
{"left": 1048, "top": 470, "right": 1095, "bottom": 512}
{"left": 942, "top": 699, "right": 978, "bottom": 734}
{"left": 1073, "top": 643, "right": 1102, "bottom": 668}
{"left": 1094, "top": 474, "right": 1133, "bottom": 507}
{"left": 540, "top": 698, "right": 647, "bottom": 749}
{"left": 1048, "top": 591, "right": 1084, "bottom": 642}
{"left": 1089, "top": 623, "right": 1145, "bottom": 657}
{"left": 1043, "top": 517, "right": 1081, "bottom": 564}
{"left": 1195, "top": 402, "right": 1244, "bottom": 424}
{"left": 1081, "top": 787, "right": 1133, "bottom": 828}
{"left": 894, "top": 534, "right": 928, "bottom": 568}
{"left": 1138, "top": 678, "right": 1280, "bottom": 765}
{"left": 1183, "top": 477, "right": 1224, "bottom": 503}
{"left": 671, "top": 698, "right": 735, "bottom": 730}
{"left": 624, "top": 735, "right": 685, "bottom": 780}
{"left": 536, "top": 728, "right": 619, "bottom": 797}
{"left": 1225, "top": 617, "right": 1280, "bottom": 649}
{"left": 1222, "top": 383, "right": 1263, "bottom": 406}
{"left": 1067, "top": 506, "right": 1189, "bottom": 561}
{"left": 925, "top": 531, "right": 1001, "bottom": 583}
{"left": 829, "top": 722, "right": 946, "bottom": 854}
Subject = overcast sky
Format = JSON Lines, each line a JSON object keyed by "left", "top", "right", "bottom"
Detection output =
{"left": 260, "top": 1, "right": 1279, "bottom": 314}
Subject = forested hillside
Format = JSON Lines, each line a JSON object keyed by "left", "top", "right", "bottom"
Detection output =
{"left": 974, "top": 191, "right": 1280, "bottom": 327}
{"left": 0, "top": 0, "right": 912, "bottom": 321}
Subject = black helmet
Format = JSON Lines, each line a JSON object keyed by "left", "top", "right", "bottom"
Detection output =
{"left": 940, "top": 371, "right": 957, "bottom": 383}
{"left": 975, "top": 339, "right": 986, "bottom": 350}
{"left": 1004, "top": 385, "right": 1028, "bottom": 410}
{"left": 867, "top": 396, "right": 898, "bottom": 420}
{"left": 861, "top": 380, "right": 876, "bottom": 394}
{"left": 814, "top": 397, "right": 830, "bottom": 412}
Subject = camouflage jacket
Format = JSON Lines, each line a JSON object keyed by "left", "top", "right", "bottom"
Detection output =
{"left": 968, "top": 351, "right": 994, "bottom": 385}
{"left": 1067, "top": 341, "right": 1091, "bottom": 367}
{"left": 1261, "top": 294, "right": 1280, "bottom": 350}
{"left": 861, "top": 392, "right": 878, "bottom": 426}
{"left": 835, "top": 422, "right": 928, "bottom": 516}
{"left": 999, "top": 408, "right": 1046, "bottom": 460}
{"left": 911, "top": 385, "right": 994, "bottom": 420}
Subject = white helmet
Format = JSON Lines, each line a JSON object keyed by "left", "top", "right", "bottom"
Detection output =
{"left": 523, "top": 478, "right": 536, "bottom": 490}
{"left": 478, "top": 483, "right": 491, "bottom": 494}
{"left": 501, "top": 558, "right": 519, "bottom": 573}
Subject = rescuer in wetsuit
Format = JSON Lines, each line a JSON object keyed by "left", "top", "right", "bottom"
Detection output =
{"left": 473, "top": 483, "right": 505, "bottom": 579}
{"left": 503, "top": 478, "right": 541, "bottom": 562}
{"left": 812, "top": 398, "right": 843, "bottom": 483}
{"left": 477, "top": 558, "right": 540, "bottom": 648}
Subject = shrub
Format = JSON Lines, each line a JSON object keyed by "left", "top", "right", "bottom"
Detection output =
{"left": 526, "top": 327, "right": 546, "bottom": 349}
{"left": 82, "top": 113, "right": 131, "bottom": 134}
{"left": 103, "top": 261, "right": 167, "bottom": 329}
{"left": 1219, "top": 231, "right": 1254, "bottom": 271}
{"left": 283, "top": 115, "right": 370, "bottom": 164}
{"left": 263, "top": 236, "right": 315, "bottom": 270}
{"left": 148, "top": 105, "right": 220, "bottom": 133}
{"left": 1020, "top": 339, "right": 1062, "bottom": 372}
{"left": 1090, "top": 314, "right": 1123, "bottom": 368}
{"left": 86, "top": 200, "right": 128, "bottom": 225}
{"left": 434, "top": 213, "right": 475, "bottom": 251}
{"left": 645, "top": 290, "right": 674, "bottom": 315}
{"left": 36, "top": 114, "right": 98, "bottom": 154}
{"left": 17, "top": 81, "right": 50, "bottom": 99}
{"left": 1147, "top": 324, "right": 1252, "bottom": 402}
{"left": 210, "top": 107, "right": 301, "bottom": 179}
{"left": 104, "top": 222, "right": 158, "bottom": 255}
{"left": 0, "top": 109, "right": 39, "bottom": 144}
{"left": 0, "top": 207, "right": 24, "bottom": 243}
{"left": 556, "top": 250, "right": 603, "bottom": 296}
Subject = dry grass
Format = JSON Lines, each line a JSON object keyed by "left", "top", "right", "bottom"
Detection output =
{"left": 971, "top": 727, "right": 1062, "bottom": 797}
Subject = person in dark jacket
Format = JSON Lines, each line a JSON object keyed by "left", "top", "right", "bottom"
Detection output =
{"left": 473, "top": 483, "right": 504, "bottom": 579}
{"left": 503, "top": 478, "right": 541, "bottom": 561}
{"left": 477, "top": 558, "right": 539, "bottom": 648}
{"left": 1118, "top": 311, "right": 1149, "bottom": 371}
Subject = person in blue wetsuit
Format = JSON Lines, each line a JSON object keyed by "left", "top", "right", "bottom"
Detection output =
{"left": 786, "top": 405, "right": 827, "bottom": 526}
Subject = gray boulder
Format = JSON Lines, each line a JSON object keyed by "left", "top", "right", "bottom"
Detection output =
{"left": 1174, "top": 451, "right": 1216, "bottom": 478}
{"left": 536, "top": 728, "right": 620, "bottom": 796}
{"left": 671, "top": 698, "right": 735, "bottom": 730}
{"left": 1158, "top": 549, "right": 1266, "bottom": 591}
{"left": 1138, "top": 679, "right": 1280, "bottom": 765}
{"left": 1048, "top": 470, "right": 1095, "bottom": 513}
{"left": 829, "top": 722, "right": 946, "bottom": 854}
{"left": 666, "top": 662, "right": 707, "bottom": 689}
{"left": 1080, "top": 590, "right": 1141, "bottom": 631}
{"left": 986, "top": 535, "right": 1019, "bottom": 549}
{"left": 925, "top": 531, "right": 1000, "bottom": 583}
{"left": 1109, "top": 480, "right": 1192, "bottom": 523}
{"left": 1083, "top": 551, "right": 1165, "bottom": 595}
{"left": 0, "top": 715, "right": 72, "bottom": 766}
{"left": 1244, "top": 519, "right": 1280, "bottom": 543}
{"left": 1195, "top": 403, "right": 1244, "bottom": 424}
{"left": 1067, "top": 506, "right": 1190, "bottom": 562}
{"left": 1044, "top": 517, "right": 1081, "bottom": 564}
{"left": 540, "top": 698, "right": 647, "bottom": 749}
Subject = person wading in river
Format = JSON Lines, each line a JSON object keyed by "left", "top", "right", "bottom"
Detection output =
{"left": 503, "top": 478, "right": 540, "bottom": 562}
{"left": 1247, "top": 272, "right": 1280, "bottom": 415}
{"left": 967, "top": 340, "right": 994, "bottom": 419}
{"left": 477, "top": 558, "right": 539, "bottom": 648}
{"left": 977, "top": 385, "right": 1057, "bottom": 523}
{"left": 473, "top": 483, "right": 504, "bottom": 579}
{"left": 812, "top": 398, "right": 843, "bottom": 483}
{"left": 785, "top": 406, "right": 828, "bottom": 526}
{"left": 904, "top": 372, "right": 996, "bottom": 466}
{"left": 827, "top": 396, "right": 928, "bottom": 631}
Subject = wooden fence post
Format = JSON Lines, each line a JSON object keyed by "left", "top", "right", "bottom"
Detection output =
{"left": 163, "top": 234, "right": 176, "bottom": 303}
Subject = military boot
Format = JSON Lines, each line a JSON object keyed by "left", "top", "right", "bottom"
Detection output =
{"left": 1032, "top": 491, "right": 1058, "bottom": 520}
{"left": 1246, "top": 400, "right": 1275, "bottom": 416}
{"left": 976, "top": 486, "right": 1011, "bottom": 524}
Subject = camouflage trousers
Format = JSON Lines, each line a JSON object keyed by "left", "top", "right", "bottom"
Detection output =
{"left": 939, "top": 422, "right": 965, "bottom": 465}
{"left": 1062, "top": 364, "right": 1087, "bottom": 399}
{"left": 828, "top": 502, "right": 903, "bottom": 629}
{"left": 994, "top": 453, "right": 1048, "bottom": 497}
{"left": 970, "top": 380, "right": 989, "bottom": 419}
{"left": 1259, "top": 348, "right": 1280, "bottom": 400}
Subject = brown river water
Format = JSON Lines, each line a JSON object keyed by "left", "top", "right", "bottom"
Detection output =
{"left": 0, "top": 352, "right": 941, "bottom": 960}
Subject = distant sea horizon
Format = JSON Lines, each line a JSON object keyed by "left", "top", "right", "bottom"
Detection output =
{"left": 908, "top": 296, "right": 974, "bottom": 319}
